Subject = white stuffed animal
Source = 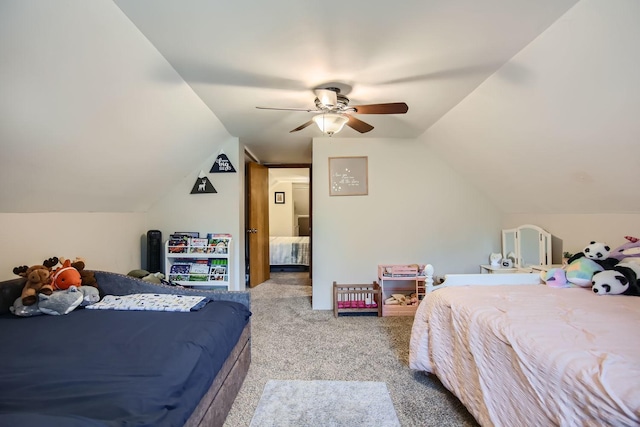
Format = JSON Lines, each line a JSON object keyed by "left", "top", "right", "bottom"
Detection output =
{"left": 489, "top": 253, "right": 502, "bottom": 267}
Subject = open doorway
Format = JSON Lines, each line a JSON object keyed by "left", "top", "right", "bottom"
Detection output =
{"left": 267, "top": 166, "right": 311, "bottom": 277}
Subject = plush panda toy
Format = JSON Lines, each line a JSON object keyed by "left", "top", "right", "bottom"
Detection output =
{"left": 592, "top": 262, "right": 640, "bottom": 296}
{"left": 568, "top": 241, "right": 619, "bottom": 270}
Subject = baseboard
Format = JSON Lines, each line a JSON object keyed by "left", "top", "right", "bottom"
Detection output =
{"left": 270, "top": 265, "right": 309, "bottom": 273}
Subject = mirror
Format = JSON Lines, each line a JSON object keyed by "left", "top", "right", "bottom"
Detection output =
{"left": 503, "top": 229, "right": 517, "bottom": 261}
{"left": 502, "top": 224, "right": 552, "bottom": 267}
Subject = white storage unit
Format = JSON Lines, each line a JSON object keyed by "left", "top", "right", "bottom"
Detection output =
{"left": 165, "top": 236, "right": 232, "bottom": 290}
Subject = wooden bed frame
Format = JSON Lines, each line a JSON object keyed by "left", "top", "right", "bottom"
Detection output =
{"left": 0, "top": 270, "right": 251, "bottom": 427}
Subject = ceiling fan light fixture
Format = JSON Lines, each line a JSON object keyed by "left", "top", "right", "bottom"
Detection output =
{"left": 312, "top": 113, "right": 348, "bottom": 136}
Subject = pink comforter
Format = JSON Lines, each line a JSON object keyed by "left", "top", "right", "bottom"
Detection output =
{"left": 409, "top": 285, "right": 640, "bottom": 427}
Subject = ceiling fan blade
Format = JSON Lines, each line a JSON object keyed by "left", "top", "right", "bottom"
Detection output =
{"left": 351, "top": 102, "right": 408, "bottom": 114}
{"left": 256, "top": 106, "right": 316, "bottom": 112}
{"left": 290, "top": 120, "right": 315, "bottom": 133}
{"left": 314, "top": 89, "right": 338, "bottom": 107}
{"left": 346, "top": 116, "right": 374, "bottom": 133}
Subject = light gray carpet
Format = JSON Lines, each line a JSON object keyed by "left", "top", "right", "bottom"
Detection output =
{"left": 223, "top": 272, "right": 478, "bottom": 427}
{"left": 249, "top": 380, "right": 400, "bottom": 427}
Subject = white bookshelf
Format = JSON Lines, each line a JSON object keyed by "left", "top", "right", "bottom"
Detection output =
{"left": 164, "top": 236, "right": 231, "bottom": 290}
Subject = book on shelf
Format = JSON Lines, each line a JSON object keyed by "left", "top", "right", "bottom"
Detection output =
{"left": 189, "top": 262, "right": 210, "bottom": 281}
{"left": 168, "top": 236, "right": 189, "bottom": 253}
{"left": 189, "top": 238, "right": 209, "bottom": 253}
{"left": 168, "top": 259, "right": 215, "bottom": 282}
{"left": 206, "top": 233, "right": 232, "bottom": 239}
{"left": 208, "top": 238, "right": 229, "bottom": 254}
{"left": 172, "top": 232, "right": 200, "bottom": 238}
{"left": 211, "top": 270, "right": 226, "bottom": 281}
{"left": 211, "top": 265, "right": 227, "bottom": 274}
{"left": 169, "top": 263, "right": 190, "bottom": 281}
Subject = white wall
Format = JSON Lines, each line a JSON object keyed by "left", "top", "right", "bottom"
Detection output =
{"left": 0, "top": 3, "right": 244, "bottom": 283}
{"left": 0, "top": 140, "right": 246, "bottom": 287}
{"left": 311, "top": 137, "right": 503, "bottom": 310}
{"left": 423, "top": 0, "right": 640, "bottom": 215}
{"left": 0, "top": 1, "right": 233, "bottom": 213}
{"left": 269, "top": 182, "right": 294, "bottom": 236}
{"left": 0, "top": 212, "right": 146, "bottom": 281}
{"left": 503, "top": 214, "right": 640, "bottom": 257}
{"left": 146, "top": 139, "right": 245, "bottom": 290}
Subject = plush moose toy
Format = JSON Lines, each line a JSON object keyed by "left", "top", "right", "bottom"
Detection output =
{"left": 13, "top": 257, "right": 59, "bottom": 306}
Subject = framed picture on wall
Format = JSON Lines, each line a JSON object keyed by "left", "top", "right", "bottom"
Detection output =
{"left": 329, "top": 156, "right": 368, "bottom": 196}
{"left": 274, "top": 191, "right": 285, "bottom": 204}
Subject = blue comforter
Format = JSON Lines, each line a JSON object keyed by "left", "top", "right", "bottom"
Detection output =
{"left": 0, "top": 300, "right": 251, "bottom": 427}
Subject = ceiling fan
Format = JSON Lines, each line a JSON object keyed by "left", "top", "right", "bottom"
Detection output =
{"left": 256, "top": 87, "right": 408, "bottom": 135}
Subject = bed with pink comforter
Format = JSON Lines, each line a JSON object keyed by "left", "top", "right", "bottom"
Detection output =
{"left": 409, "top": 282, "right": 640, "bottom": 426}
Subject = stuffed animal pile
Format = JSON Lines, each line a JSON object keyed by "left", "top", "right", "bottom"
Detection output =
{"left": 384, "top": 292, "right": 418, "bottom": 306}
{"left": 542, "top": 237, "right": 640, "bottom": 297}
{"left": 10, "top": 257, "right": 100, "bottom": 317}
{"left": 591, "top": 236, "right": 640, "bottom": 296}
{"left": 542, "top": 241, "right": 616, "bottom": 288}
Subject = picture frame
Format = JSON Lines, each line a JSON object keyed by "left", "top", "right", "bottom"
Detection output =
{"left": 329, "top": 156, "right": 368, "bottom": 196}
{"left": 274, "top": 191, "right": 285, "bottom": 204}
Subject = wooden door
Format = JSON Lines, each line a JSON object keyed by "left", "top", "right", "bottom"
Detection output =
{"left": 247, "top": 162, "right": 270, "bottom": 287}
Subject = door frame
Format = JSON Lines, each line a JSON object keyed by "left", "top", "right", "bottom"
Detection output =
{"left": 246, "top": 162, "right": 312, "bottom": 281}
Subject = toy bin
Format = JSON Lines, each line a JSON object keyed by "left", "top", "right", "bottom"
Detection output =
{"left": 333, "top": 281, "right": 382, "bottom": 318}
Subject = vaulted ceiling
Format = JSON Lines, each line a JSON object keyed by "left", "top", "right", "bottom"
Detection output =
{"left": 1, "top": 0, "right": 638, "bottom": 213}
{"left": 113, "top": 0, "right": 578, "bottom": 163}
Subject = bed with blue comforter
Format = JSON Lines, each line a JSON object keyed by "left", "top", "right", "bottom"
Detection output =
{"left": 0, "top": 271, "right": 252, "bottom": 427}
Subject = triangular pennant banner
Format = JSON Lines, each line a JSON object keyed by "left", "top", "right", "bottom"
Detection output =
{"left": 210, "top": 153, "right": 236, "bottom": 173}
{"left": 190, "top": 176, "right": 217, "bottom": 194}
